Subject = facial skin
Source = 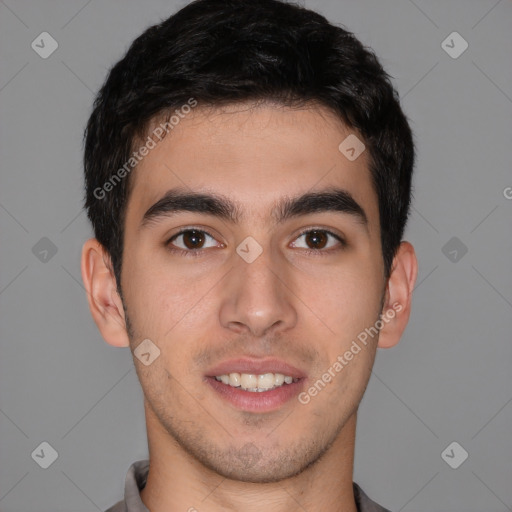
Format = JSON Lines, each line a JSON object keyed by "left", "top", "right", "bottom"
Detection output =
{"left": 82, "top": 101, "right": 417, "bottom": 512}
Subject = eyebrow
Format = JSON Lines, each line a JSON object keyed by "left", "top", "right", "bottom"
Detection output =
{"left": 140, "top": 186, "right": 368, "bottom": 231}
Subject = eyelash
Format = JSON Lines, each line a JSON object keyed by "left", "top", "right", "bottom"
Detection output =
{"left": 165, "top": 227, "right": 346, "bottom": 257}
{"left": 166, "top": 227, "right": 221, "bottom": 258}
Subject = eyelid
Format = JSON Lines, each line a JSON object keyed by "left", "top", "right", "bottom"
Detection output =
{"left": 166, "top": 226, "right": 224, "bottom": 252}
{"left": 165, "top": 225, "right": 346, "bottom": 256}
{"left": 291, "top": 227, "right": 346, "bottom": 250}
{"left": 167, "top": 225, "right": 220, "bottom": 240}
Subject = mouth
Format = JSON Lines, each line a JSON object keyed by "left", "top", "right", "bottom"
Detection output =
{"left": 205, "top": 358, "right": 306, "bottom": 413}
{"left": 213, "top": 372, "right": 300, "bottom": 392}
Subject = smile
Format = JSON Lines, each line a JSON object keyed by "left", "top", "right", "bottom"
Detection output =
{"left": 214, "top": 372, "right": 300, "bottom": 392}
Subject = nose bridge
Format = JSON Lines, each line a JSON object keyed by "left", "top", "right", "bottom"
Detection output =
{"left": 219, "top": 238, "right": 297, "bottom": 336}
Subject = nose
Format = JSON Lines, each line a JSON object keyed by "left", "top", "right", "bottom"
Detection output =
{"left": 219, "top": 243, "right": 298, "bottom": 338}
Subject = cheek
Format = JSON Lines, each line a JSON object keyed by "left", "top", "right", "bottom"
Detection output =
{"left": 123, "top": 259, "right": 215, "bottom": 349}
{"left": 298, "top": 267, "right": 383, "bottom": 398}
{"left": 122, "top": 259, "right": 177, "bottom": 339}
{"left": 310, "top": 263, "right": 382, "bottom": 329}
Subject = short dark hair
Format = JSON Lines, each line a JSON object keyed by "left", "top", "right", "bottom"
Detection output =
{"left": 83, "top": 0, "right": 415, "bottom": 291}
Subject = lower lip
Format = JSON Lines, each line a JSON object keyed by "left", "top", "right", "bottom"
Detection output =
{"left": 206, "top": 377, "right": 305, "bottom": 413}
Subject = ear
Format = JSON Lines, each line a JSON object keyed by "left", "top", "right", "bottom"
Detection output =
{"left": 81, "top": 238, "right": 130, "bottom": 348}
{"left": 377, "top": 241, "right": 418, "bottom": 349}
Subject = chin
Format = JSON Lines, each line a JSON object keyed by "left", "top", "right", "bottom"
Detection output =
{"left": 205, "top": 457, "right": 307, "bottom": 484}
{"left": 189, "top": 438, "right": 333, "bottom": 484}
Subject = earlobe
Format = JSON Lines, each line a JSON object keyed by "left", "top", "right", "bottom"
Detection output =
{"left": 80, "top": 238, "right": 130, "bottom": 348}
{"left": 377, "top": 241, "right": 418, "bottom": 349}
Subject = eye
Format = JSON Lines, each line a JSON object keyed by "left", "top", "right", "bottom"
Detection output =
{"left": 290, "top": 229, "right": 345, "bottom": 253}
{"left": 166, "top": 227, "right": 345, "bottom": 257}
{"left": 167, "top": 228, "right": 222, "bottom": 255}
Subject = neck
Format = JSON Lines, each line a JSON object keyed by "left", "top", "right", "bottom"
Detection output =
{"left": 140, "top": 406, "right": 359, "bottom": 512}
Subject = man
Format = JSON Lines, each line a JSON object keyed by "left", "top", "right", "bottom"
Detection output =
{"left": 81, "top": 0, "right": 418, "bottom": 510}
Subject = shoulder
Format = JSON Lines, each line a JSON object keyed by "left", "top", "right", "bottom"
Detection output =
{"left": 353, "top": 482, "right": 393, "bottom": 512}
{"left": 104, "top": 499, "right": 126, "bottom": 512}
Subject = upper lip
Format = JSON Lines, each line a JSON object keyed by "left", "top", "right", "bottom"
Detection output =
{"left": 206, "top": 358, "right": 306, "bottom": 379}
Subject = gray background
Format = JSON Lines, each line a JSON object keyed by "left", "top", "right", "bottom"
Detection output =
{"left": 0, "top": 0, "right": 511, "bottom": 511}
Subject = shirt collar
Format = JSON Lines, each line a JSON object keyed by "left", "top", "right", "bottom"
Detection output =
{"left": 119, "top": 459, "right": 391, "bottom": 512}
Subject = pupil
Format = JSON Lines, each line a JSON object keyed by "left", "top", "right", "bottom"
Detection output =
{"left": 307, "top": 230, "right": 327, "bottom": 249}
{"left": 184, "top": 230, "right": 204, "bottom": 249}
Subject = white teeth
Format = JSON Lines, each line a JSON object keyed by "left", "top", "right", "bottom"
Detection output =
{"left": 214, "top": 372, "right": 298, "bottom": 392}
{"left": 240, "top": 373, "right": 258, "bottom": 389}
{"left": 258, "top": 373, "right": 275, "bottom": 389}
{"left": 229, "top": 372, "right": 241, "bottom": 387}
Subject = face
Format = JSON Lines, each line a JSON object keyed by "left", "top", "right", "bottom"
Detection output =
{"left": 120, "top": 102, "right": 387, "bottom": 482}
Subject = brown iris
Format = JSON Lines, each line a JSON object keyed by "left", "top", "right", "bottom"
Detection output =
{"left": 181, "top": 230, "right": 206, "bottom": 249}
{"left": 303, "top": 230, "right": 329, "bottom": 250}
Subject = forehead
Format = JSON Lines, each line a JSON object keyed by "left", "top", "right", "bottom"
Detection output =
{"left": 125, "top": 101, "right": 379, "bottom": 232}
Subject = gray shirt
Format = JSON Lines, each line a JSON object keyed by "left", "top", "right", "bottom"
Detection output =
{"left": 105, "top": 460, "right": 391, "bottom": 512}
